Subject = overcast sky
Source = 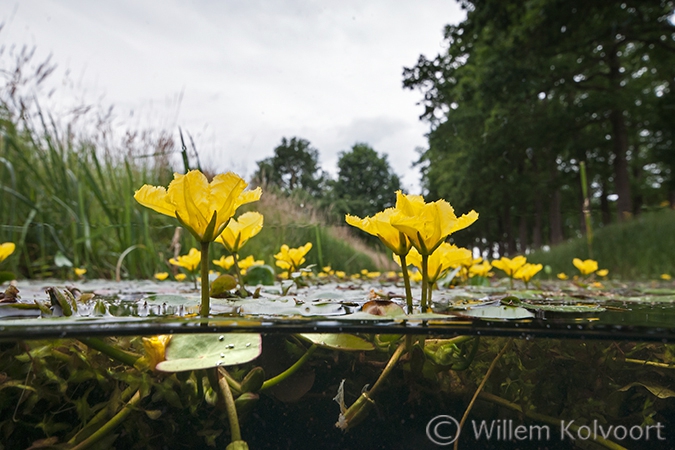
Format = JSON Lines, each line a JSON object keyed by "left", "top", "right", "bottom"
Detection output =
{"left": 2, "top": 1, "right": 465, "bottom": 193}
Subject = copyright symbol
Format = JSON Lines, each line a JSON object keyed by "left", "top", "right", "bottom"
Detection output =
{"left": 426, "top": 415, "right": 461, "bottom": 446}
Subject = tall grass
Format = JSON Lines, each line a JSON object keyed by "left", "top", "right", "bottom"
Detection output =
{"left": 528, "top": 208, "right": 675, "bottom": 279}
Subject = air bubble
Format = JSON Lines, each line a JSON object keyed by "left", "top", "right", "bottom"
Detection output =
{"left": 218, "top": 335, "right": 225, "bottom": 341}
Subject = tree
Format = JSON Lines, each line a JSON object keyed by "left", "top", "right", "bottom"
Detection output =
{"left": 403, "top": 0, "right": 675, "bottom": 254}
{"left": 253, "top": 137, "right": 324, "bottom": 196}
{"left": 330, "top": 143, "right": 402, "bottom": 218}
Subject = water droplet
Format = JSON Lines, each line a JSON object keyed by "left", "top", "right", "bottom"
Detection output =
{"left": 216, "top": 361, "right": 223, "bottom": 366}
{"left": 245, "top": 342, "right": 251, "bottom": 347}
{"left": 227, "top": 344, "right": 235, "bottom": 349}
{"left": 218, "top": 335, "right": 225, "bottom": 341}
{"left": 220, "top": 353, "right": 225, "bottom": 358}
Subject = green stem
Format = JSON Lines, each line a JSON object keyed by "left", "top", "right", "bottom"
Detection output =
{"left": 368, "top": 341, "right": 406, "bottom": 398}
{"left": 477, "top": 392, "right": 628, "bottom": 450}
{"left": 71, "top": 390, "right": 142, "bottom": 450}
{"left": 421, "top": 253, "right": 430, "bottom": 312}
{"left": 261, "top": 343, "right": 318, "bottom": 391}
{"left": 200, "top": 241, "right": 211, "bottom": 317}
{"left": 79, "top": 338, "right": 139, "bottom": 367}
{"left": 399, "top": 253, "right": 414, "bottom": 314}
{"left": 69, "top": 385, "right": 137, "bottom": 445}
{"left": 218, "top": 369, "right": 243, "bottom": 442}
{"left": 232, "top": 252, "right": 248, "bottom": 297}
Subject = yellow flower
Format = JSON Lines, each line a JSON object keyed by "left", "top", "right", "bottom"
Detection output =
{"left": 0, "top": 242, "right": 15, "bottom": 263}
{"left": 175, "top": 273, "right": 187, "bottom": 281}
{"left": 596, "top": 269, "right": 609, "bottom": 277}
{"left": 345, "top": 208, "right": 411, "bottom": 255}
{"left": 492, "top": 256, "right": 527, "bottom": 277}
{"left": 366, "top": 271, "right": 381, "bottom": 279}
{"left": 661, "top": 274, "right": 672, "bottom": 281}
{"left": 557, "top": 272, "right": 569, "bottom": 280}
{"left": 213, "top": 255, "right": 235, "bottom": 270}
{"left": 469, "top": 261, "right": 492, "bottom": 278}
{"left": 390, "top": 191, "right": 478, "bottom": 255}
{"left": 238, "top": 255, "right": 264, "bottom": 270}
{"left": 335, "top": 271, "right": 346, "bottom": 279}
{"left": 154, "top": 272, "right": 169, "bottom": 281}
{"left": 134, "top": 170, "right": 262, "bottom": 243}
{"left": 513, "top": 263, "right": 543, "bottom": 283}
{"left": 142, "top": 335, "right": 172, "bottom": 370}
{"left": 215, "top": 211, "right": 264, "bottom": 253}
{"left": 396, "top": 243, "right": 472, "bottom": 285}
{"left": 169, "top": 248, "right": 201, "bottom": 272}
{"left": 573, "top": 258, "right": 598, "bottom": 276}
{"left": 74, "top": 267, "right": 87, "bottom": 277}
{"left": 409, "top": 269, "right": 423, "bottom": 283}
{"left": 274, "top": 243, "right": 312, "bottom": 272}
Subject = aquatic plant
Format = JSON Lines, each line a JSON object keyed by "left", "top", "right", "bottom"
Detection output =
{"left": 274, "top": 242, "right": 312, "bottom": 274}
{"left": 215, "top": 212, "right": 264, "bottom": 296}
{"left": 135, "top": 170, "right": 262, "bottom": 317}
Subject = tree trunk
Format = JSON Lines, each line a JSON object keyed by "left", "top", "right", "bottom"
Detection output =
{"left": 600, "top": 180, "right": 611, "bottom": 225}
{"left": 549, "top": 189, "right": 564, "bottom": 246}
{"left": 533, "top": 194, "right": 543, "bottom": 249}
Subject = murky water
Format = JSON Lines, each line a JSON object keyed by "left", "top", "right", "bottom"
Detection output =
{"left": 1, "top": 279, "right": 675, "bottom": 449}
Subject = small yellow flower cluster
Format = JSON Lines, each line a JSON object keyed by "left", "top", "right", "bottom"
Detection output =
{"left": 491, "top": 255, "right": 542, "bottom": 287}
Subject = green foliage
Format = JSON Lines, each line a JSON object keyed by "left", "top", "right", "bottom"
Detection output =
{"left": 529, "top": 208, "right": 675, "bottom": 278}
{"left": 328, "top": 143, "right": 402, "bottom": 219}
{"left": 403, "top": 0, "right": 675, "bottom": 254}
{"left": 253, "top": 137, "right": 325, "bottom": 196}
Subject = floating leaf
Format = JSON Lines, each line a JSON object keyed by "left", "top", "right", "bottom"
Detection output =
{"left": 361, "top": 300, "right": 405, "bottom": 317}
{"left": 244, "top": 265, "right": 276, "bottom": 286}
{"left": 210, "top": 274, "right": 237, "bottom": 298}
{"left": 156, "top": 333, "right": 262, "bottom": 372}
{"left": 299, "top": 333, "right": 374, "bottom": 351}
{"left": 457, "top": 305, "right": 534, "bottom": 320}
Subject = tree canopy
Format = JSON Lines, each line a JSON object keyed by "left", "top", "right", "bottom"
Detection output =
{"left": 403, "top": 0, "right": 675, "bottom": 255}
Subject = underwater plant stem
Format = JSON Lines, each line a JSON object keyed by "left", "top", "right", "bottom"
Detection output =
{"left": 477, "top": 392, "right": 628, "bottom": 450}
{"left": 200, "top": 241, "right": 211, "bottom": 317}
{"left": 260, "top": 343, "right": 318, "bottom": 391}
{"left": 71, "top": 389, "right": 142, "bottom": 450}
{"left": 421, "top": 254, "right": 430, "bottom": 312}
{"left": 69, "top": 385, "right": 137, "bottom": 445}
{"left": 368, "top": 341, "right": 406, "bottom": 398}
{"left": 623, "top": 358, "right": 675, "bottom": 369}
{"left": 232, "top": 252, "right": 248, "bottom": 297}
{"left": 399, "top": 253, "right": 414, "bottom": 314}
{"left": 79, "top": 338, "right": 139, "bottom": 367}
{"left": 218, "top": 370, "right": 243, "bottom": 442}
{"left": 454, "top": 338, "right": 513, "bottom": 450}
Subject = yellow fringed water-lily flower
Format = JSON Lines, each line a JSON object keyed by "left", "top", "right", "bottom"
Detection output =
{"left": 238, "top": 255, "right": 264, "bottom": 270}
{"left": 345, "top": 208, "right": 411, "bottom": 255}
{"left": 0, "top": 242, "right": 16, "bottom": 263}
{"left": 395, "top": 243, "right": 472, "bottom": 285}
{"left": 215, "top": 212, "right": 264, "bottom": 254}
{"left": 274, "top": 243, "right": 312, "bottom": 273}
{"left": 492, "top": 256, "right": 527, "bottom": 277}
{"left": 573, "top": 258, "right": 598, "bottom": 276}
{"left": 74, "top": 267, "right": 87, "bottom": 277}
{"left": 169, "top": 248, "right": 201, "bottom": 272}
{"left": 134, "top": 170, "right": 262, "bottom": 243}
{"left": 557, "top": 272, "right": 569, "bottom": 280}
{"left": 469, "top": 261, "right": 492, "bottom": 278}
{"left": 175, "top": 273, "right": 187, "bottom": 281}
{"left": 596, "top": 269, "right": 609, "bottom": 277}
{"left": 154, "top": 272, "right": 169, "bottom": 281}
{"left": 142, "top": 335, "right": 172, "bottom": 370}
{"left": 661, "top": 274, "right": 672, "bottom": 281}
{"left": 390, "top": 191, "right": 478, "bottom": 255}
{"left": 213, "top": 255, "right": 235, "bottom": 270}
{"left": 513, "top": 263, "right": 543, "bottom": 283}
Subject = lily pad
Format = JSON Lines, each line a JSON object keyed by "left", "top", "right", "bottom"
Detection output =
{"left": 299, "top": 333, "right": 374, "bottom": 351}
{"left": 457, "top": 305, "right": 535, "bottom": 320}
{"left": 156, "top": 333, "right": 262, "bottom": 372}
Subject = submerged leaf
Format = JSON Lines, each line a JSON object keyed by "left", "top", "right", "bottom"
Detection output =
{"left": 299, "top": 333, "right": 374, "bottom": 351}
{"left": 157, "top": 333, "right": 262, "bottom": 372}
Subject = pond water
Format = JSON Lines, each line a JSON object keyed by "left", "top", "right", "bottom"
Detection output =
{"left": 1, "top": 279, "right": 675, "bottom": 449}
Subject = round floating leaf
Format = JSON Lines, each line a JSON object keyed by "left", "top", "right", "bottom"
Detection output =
{"left": 458, "top": 305, "right": 534, "bottom": 320}
{"left": 210, "top": 274, "right": 237, "bottom": 298}
{"left": 244, "top": 265, "right": 276, "bottom": 286}
{"left": 157, "top": 333, "right": 262, "bottom": 372}
{"left": 299, "top": 333, "right": 374, "bottom": 351}
{"left": 361, "top": 300, "right": 405, "bottom": 317}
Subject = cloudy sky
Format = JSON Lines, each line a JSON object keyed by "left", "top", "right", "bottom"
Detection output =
{"left": 2, "top": 1, "right": 464, "bottom": 192}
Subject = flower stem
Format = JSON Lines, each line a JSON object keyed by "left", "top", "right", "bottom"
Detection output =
{"left": 260, "top": 343, "right": 317, "bottom": 391}
{"left": 200, "top": 241, "right": 211, "bottom": 318}
{"left": 368, "top": 341, "right": 406, "bottom": 397}
{"left": 79, "top": 337, "right": 139, "bottom": 367}
{"left": 71, "top": 389, "right": 142, "bottom": 450}
{"left": 399, "top": 253, "right": 414, "bottom": 314}
{"left": 421, "top": 254, "right": 430, "bottom": 312}
{"left": 218, "top": 369, "right": 243, "bottom": 442}
{"left": 232, "top": 252, "right": 248, "bottom": 297}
